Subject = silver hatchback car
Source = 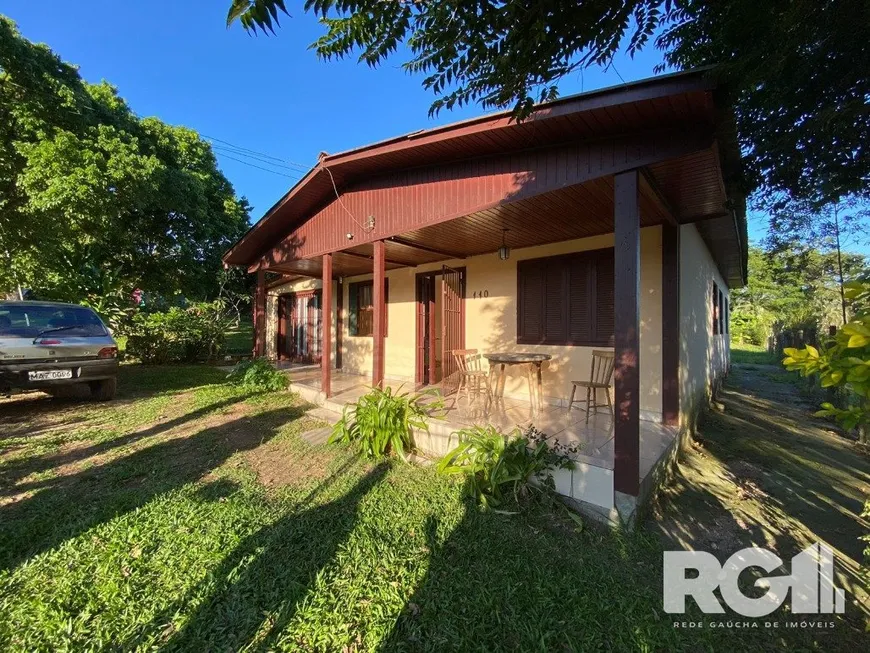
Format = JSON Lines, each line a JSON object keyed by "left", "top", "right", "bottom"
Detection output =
{"left": 0, "top": 301, "right": 119, "bottom": 400}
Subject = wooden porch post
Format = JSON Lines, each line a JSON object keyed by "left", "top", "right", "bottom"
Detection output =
{"left": 336, "top": 277, "right": 343, "bottom": 370}
{"left": 613, "top": 170, "right": 640, "bottom": 497}
{"left": 321, "top": 253, "right": 332, "bottom": 398}
{"left": 662, "top": 224, "right": 681, "bottom": 426}
{"left": 254, "top": 268, "right": 266, "bottom": 358}
{"left": 373, "top": 240, "right": 386, "bottom": 387}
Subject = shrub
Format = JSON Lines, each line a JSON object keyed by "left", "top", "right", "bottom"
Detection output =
{"left": 783, "top": 279, "right": 870, "bottom": 443}
{"left": 227, "top": 358, "right": 288, "bottom": 392}
{"left": 125, "top": 301, "right": 230, "bottom": 363}
{"left": 329, "top": 386, "right": 441, "bottom": 460}
{"left": 437, "top": 425, "right": 577, "bottom": 510}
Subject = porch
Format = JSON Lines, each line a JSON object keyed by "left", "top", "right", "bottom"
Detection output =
{"left": 283, "top": 366, "right": 679, "bottom": 520}
{"left": 226, "top": 71, "right": 745, "bottom": 523}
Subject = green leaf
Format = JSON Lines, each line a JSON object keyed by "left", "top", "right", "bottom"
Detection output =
{"left": 565, "top": 510, "right": 584, "bottom": 531}
{"left": 841, "top": 323, "right": 870, "bottom": 337}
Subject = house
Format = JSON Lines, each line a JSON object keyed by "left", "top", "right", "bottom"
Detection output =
{"left": 223, "top": 69, "right": 745, "bottom": 525}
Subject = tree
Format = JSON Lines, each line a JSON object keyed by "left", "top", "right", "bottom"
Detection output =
{"left": 729, "top": 248, "right": 798, "bottom": 346}
{"left": 226, "top": 1, "right": 869, "bottom": 206}
{"left": 730, "top": 245, "right": 868, "bottom": 346}
{"left": 0, "top": 17, "right": 250, "bottom": 308}
{"left": 766, "top": 197, "right": 870, "bottom": 324}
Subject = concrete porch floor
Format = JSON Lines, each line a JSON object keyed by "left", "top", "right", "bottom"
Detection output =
{"left": 281, "top": 366, "right": 676, "bottom": 480}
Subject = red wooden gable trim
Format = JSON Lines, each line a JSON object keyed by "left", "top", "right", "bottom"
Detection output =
{"left": 251, "top": 127, "right": 712, "bottom": 271}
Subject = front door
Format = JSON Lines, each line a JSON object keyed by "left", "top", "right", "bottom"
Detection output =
{"left": 415, "top": 267, "right": 465, "bottom": 392}
{"left": 416, "top": 275, "right": 438, "bottom": 385}
{"left": 278, "top": 291, "right": 322, "bottom": 363}
{"left": 440, "top": 265, "right": 465, "bottom": 395}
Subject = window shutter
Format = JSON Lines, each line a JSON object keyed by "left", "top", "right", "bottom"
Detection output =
{"left": 543, "top": 264, "right": 567, "bottom": 343}
{"left": 568, "top": 257, "right": 592, "bottom": 343}
{"left": 718, "top": 289, "right": 724, "bottom": 335}
{"left": 594, "top": 251, "right": 615, "bottom": 344}
{"left": 713, "top": 281, "right": 719, "bottom": 336}
{"left": 518, "top": 262, "right": 544, "bottom": 343}
{"left": 517, "top": 247, "right": 615, "bottom": 346}
{"left": 348, "top": 283, "right": 358, "bottom": 336}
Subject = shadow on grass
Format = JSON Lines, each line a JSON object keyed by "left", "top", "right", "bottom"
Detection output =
{"left": 0, "top": 364, "right": 234, "bottom": 443}
{"left": 0, "top": 393, "right": 258, "bottom": 491}
{"left": 0, "top": 403, "right": 306, "bottom": 573}
{"left": 375, "top": 508, "right": 690, "bottom": 652}
{"left": 114, "top": 364, "right": 234, "bottom": 396}
{"left": 126, "top": 460, "right": 388, "bottom": 651}
{"left": 0, "top": 389, "right": 100, "bottom": 442}
{"left": 650, "top": 364, "right": 870, "bottom": 629}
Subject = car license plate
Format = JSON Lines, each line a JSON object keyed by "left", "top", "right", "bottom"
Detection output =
{"left": 28, "top": 369, "right": 73, "bottom": 381}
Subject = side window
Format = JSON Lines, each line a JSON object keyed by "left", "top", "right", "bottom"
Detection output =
{"left": 712, "top": 282, "right": 720, "bottom": 335}
{"left": 348, "top": 279, "right": 389, "bottom": 337}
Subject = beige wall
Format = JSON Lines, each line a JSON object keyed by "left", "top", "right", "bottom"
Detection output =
{"left": 266, "top": 227, "right": 665, "bottom": 414}
{"left": 678, "top": 223, "right": 730, "bottom": 431}
{"left": 265, "top": 276, "right": 337, "bottom": 367}
{"left": 263, "top": 222, "right": 731, "bottom": 430}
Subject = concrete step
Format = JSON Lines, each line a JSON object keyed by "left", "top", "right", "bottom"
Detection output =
{"left": 306, "top": 406, "right": 342, "bottom": 424}
{"left": 301, "top": 426, "right": 332, "bottom": 446}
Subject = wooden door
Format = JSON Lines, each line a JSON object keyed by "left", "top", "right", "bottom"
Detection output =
{"left": 415, "top": 275, "right": 438, "bottom": 385}
{"left": 440, "top": 265, "right": 465, "bottom": 395}
{"left": 278, "top": 291, "right": 322, "bottom": 363}
{"left": 277, "top": 295, "right": 290, "bottom": 360}
{"left": 415, "top": 276, "right": 427, "bottom": 384}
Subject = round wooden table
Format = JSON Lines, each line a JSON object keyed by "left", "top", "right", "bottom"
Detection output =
{"left": 484, "top": 352, "right": 552, "bottom": 411}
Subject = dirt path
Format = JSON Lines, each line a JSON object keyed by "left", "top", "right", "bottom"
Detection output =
{"left": 651, "top": 362, "right": 870, "bottom": 628}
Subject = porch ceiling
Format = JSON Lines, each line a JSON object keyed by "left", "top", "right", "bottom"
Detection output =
{"left": 395, "top": 175, "right": 666, "bottom": 260}
{"left": 267, "top": 249, "right": 408, "bottom": 278}
{"left": 267, "top": 174, "right": 669, "bottom": 277}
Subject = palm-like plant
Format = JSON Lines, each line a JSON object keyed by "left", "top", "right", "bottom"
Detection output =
{"left": 437, "top": 425, "right": 576, "bottom": 510}
{"left": 328, "top": 385, "right": 442, "bottom": 460}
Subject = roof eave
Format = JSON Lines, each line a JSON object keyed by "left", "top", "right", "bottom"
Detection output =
{"left": 223, "top": 67, "right": 722, "bottom": 268}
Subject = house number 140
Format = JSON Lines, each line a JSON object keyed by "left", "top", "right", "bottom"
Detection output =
{"left": 472, "top": 290, "right": 489, "bottom": 299}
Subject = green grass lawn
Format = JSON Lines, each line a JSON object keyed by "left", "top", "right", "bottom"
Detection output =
{"left": 730, "top": 341, "right": 779, "bottom": 365}
{"left": 0, "top": 365, "right": 866, "bottom": 651}
{"left": 224, "top": 319, "right": 253, "bottom": 355}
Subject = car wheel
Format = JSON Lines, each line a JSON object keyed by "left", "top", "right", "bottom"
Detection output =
{"left": 89, "top": 378, "right": 117, "bottom": 401}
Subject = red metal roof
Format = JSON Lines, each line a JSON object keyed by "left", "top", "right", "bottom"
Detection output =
{"left": 223, "top": 68, "right": 746, "bottom": 285}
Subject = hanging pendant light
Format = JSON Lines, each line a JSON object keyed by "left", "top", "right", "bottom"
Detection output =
{"left": 498, "top": 228, "right": 511, "bottom": 260}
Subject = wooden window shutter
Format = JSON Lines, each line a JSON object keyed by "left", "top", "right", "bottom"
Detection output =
{"left": 347, "top": 279, "right": 387, "bottom": 338}
{"left": 517, "top": 247, "right": 615, "bottom": 346}
{"left": 348, "top": 283, "right": 358, "bottom": 336}
{"left": 594, "top": 251, "right": 615, "bottom": 344}
{"left": 712, "top": 282, "right": 719, "bottom": 335}
{"left": 568, "top": 257, "right": 592, "bottom": 343}
{"left": 518, "top": 261, "right": 544, "bottom": 343}
{"left": 718, "top": 289, "right": 724, "bottom": 336}
{"left": 543, "top": 264, "right": 567, "bottom": 343}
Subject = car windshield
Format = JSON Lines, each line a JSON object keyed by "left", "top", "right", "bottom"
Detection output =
{"left": 0, "top": 305, "right": 109, "bottom": 338}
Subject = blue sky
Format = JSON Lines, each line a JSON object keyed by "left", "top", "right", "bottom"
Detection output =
{"left": 5, "top": 0, "right": 772, "bottom": 242}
